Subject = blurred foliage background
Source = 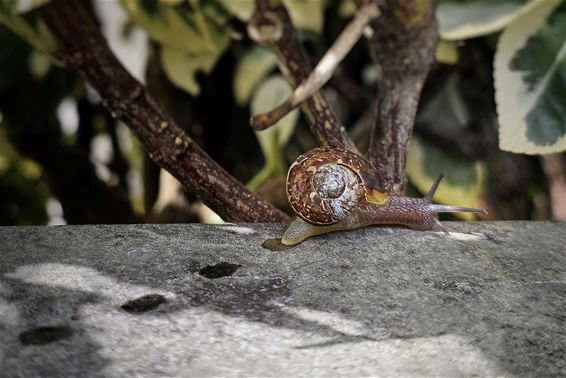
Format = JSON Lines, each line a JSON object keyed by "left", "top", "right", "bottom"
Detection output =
{"left": 0, "top": 0, "right": 565, "bottom": 226}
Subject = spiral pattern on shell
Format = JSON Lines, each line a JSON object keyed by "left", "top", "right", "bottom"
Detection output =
{"left": 286, "top": 147, "right": 380, "bottom": 225}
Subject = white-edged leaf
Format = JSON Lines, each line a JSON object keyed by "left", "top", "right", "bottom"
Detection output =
{"left": 248, "top": 75, "right": 299, "bottom": 189}
{"left": 407, "top": 137, "right": 487, "bottom": 220}
{"left": 495, "top": 0, "right": 566, "bottom": 154}
{"left": 437, "top": 0, "right": 535, "bottom": 40}
{"left": 160, "top": 47, "right": 219, "bottom": 96}
{"left": 233, "top": 46, "right": 277, "bottom": 105}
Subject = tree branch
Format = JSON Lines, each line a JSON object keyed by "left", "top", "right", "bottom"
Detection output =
{"left": 250, "top": 3, "right": 379, "bottom": 130}
{"left": 248, "top": 0, "right": 358, "bottom": 153}
{"left": 367, "top": 0, "right": 438, "bottom": 194}
{"left": 542, "top": 154, "right": 566, "bottom": 220}
{"left": 39, "top": 0, "right": 289, "bottom": 223}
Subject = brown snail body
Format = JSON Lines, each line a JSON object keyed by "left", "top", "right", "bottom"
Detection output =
{"left": 282, "top": 147, "right": 487, "bottom": 245}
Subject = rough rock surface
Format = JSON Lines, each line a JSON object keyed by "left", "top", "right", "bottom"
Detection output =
{"left": 0, "top": 222, "right": 565, "bottom": 377}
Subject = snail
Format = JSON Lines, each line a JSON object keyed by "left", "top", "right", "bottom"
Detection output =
{"left": 282, "top": 147, "right": 487, "bottom": 245}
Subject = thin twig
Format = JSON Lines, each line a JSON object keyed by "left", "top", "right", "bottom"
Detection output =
{"left": 251, "top": 3, "right": 379, "bottom": 130}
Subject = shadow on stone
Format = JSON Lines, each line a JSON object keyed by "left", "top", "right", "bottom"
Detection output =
{"left": 1, "top": 222, "right": 565, "bottom": 376}
{"left": 1, "top": 277, "right": 109, "bottom": 375}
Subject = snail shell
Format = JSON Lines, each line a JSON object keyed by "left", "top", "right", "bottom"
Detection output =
{"left": 286, "top": 147, "right": 383, "bottom": 225}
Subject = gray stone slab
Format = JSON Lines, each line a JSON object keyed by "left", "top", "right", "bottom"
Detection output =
{"left": 0, "top": 222, "right": 565, "bottom": 377}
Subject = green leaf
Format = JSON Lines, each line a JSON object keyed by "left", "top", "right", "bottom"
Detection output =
{"left": 233, "top": 46, "right": 277, "bottom": 105}
{"left": 437, "top": 0, "right": 534, "bottom": 40}
{"left": 495, "top": 0, "right": 566, "bottom": 154}
{"left": 248, "top": 75, "right": 299, "bottom": 190}
{"left": 412, "top": 73, "right": 487, "bottom": 218}
{"left": 407, "top": 137, "right": 487, "bottom": 220}
{"left": 160, "top": 46, "right": 219, "bottom": 96}
{"left": 28, "top": 50, "right": 51, "bottom": 79}
{"left": 0, "top": 1, "right": 58, "bottom": 56}
{"left": 338, "top": 0, "right": 357, "bottom": 18}
{"left": 122, "top": 0, "right": 231, "bottom": 95}
{"left": 418, "top": 73, "right": 469, "bottom": 129}
{"left": 435, "top": 40, "right": 459, "bottom": 65}
{"left": 159, "top": 0, "right": 184, "bottom": 5}
{"left": 120, "top": 0, "right": 230, "bottom": 54}
{"left": 284, "top": 0, "right": 326, "bottom": 33}
{"left": 0, "top": 0, "right": 49, "bottom": 14}
{"left": 218, "top": 0, "right": 326, "bottom": 33}
{"left": 216, "top": 0, "right": 254, "bottom": 21}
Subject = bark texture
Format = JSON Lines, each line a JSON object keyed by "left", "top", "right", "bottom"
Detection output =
{"left": 368, "top": 0, "right": 438, "bottom": 194}
{"left": 39, "top": 0, "right": 289, "bottom": 223}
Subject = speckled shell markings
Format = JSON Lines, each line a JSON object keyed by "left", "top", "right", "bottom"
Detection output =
{"left": 286, "top": 147, "right": 381, "bottom": 225}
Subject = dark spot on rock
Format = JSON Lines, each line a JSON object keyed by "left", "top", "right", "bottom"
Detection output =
{"left": 19, "top": 326, "right": 73, "bottom": 346}
{"left": 199, "top": 262, "right": 241, "bottom": 279}
{"left": 262, "top": 238, "right": 294, "bottom": 251}
{"left": 121, "top": 294, "right": 166, "bottom": 313}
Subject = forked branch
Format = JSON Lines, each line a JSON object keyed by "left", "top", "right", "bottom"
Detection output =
{"left": 250, "top": 3, "right": 379, "bottom": 130}
{"left": 39, "top": 0, "right": 289, "bottom": 223}
{"left": 248, "top": 0, "right": 358, "bottom": 153}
